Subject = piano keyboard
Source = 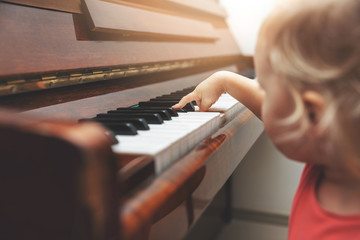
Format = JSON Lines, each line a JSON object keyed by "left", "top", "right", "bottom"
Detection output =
{"left": 113, "top": 111, "right": 221, "bottom": 173}
{"left": 83, "top": 89, "right": 245, "bottom": 174}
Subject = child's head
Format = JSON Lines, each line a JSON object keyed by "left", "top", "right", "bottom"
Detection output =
{"left": 255, "top": 0, "right": 360, "bottom": 172}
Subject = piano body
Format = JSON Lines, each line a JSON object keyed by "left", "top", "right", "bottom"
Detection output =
{"left": 0, "top": 0, "right": 264, "bottom": 239}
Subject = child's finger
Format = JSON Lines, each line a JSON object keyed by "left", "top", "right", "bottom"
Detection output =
{"left": 198, "top": 98, "right": 213, "bottom": 112}
{"left": 172, "top": 92, "right": 198, "bottom": 109}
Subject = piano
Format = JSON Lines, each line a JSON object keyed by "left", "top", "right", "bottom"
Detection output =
{"left": 0, "top": 0, "right": 264, "bottom": 239}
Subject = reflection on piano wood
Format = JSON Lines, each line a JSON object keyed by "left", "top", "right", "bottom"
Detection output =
{"left": 0, "top": 0, "right": 263, "bottom": 239}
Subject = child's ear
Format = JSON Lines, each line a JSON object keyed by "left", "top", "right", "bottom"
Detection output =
{"left": 302, "top": 90, "right": 325, "bottom": 125}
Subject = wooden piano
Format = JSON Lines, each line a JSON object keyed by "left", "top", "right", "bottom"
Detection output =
{"left": 0, "top": 0, "right": 264, "bottom": 239}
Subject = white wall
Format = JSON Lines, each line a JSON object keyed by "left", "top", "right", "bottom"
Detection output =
{"left": 220, "top": 0, "right": 278, "bottom": 55}
{"left": 232, "top": 133, "right": 304, "bottom": 215}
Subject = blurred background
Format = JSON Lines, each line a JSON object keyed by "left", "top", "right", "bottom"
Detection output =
{"left": 220, "top": 0, "right": 278, "bottom": 55}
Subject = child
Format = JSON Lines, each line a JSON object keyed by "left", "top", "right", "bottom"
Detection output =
{"left": 173, "top": 0, "right": 360, "bottom": 239}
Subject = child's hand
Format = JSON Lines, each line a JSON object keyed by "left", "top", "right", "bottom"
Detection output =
{"left": 172, "top": 72, "right": 225, "bottom": 111}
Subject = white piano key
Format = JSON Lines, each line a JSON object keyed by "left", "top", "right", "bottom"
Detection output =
{"left": 194, "top": 93, "right": 245, "bottom": 121}
{"left": 112, "top": 111, "right": 221, "bottom": 173}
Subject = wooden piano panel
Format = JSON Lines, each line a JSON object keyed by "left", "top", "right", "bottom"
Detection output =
{"left": 3, "top": 0, "right": 225, "bottom": 17}
{"left": 21, "top": 66, "right": 240, "bottom": 119}
{"left": 117, "top": 0, "right": 226, "bottom": 18}
{"left": 0, "top": 1, "right": 241, "bottom": 78}
{"left": 2, "top": 0, "right": 82, "bottom": 13}
{"left": 83, "top": 0, "right": 218, "bottom": 41}
{"left": 166, "top": 0, "right": 227, "bottom": 17}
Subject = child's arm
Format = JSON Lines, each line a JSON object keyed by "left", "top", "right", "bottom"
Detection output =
{"left": 173, "top": 71, "right": 265, "bottom": 119}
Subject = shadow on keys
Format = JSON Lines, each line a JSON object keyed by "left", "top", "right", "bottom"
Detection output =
{"left": 0, "top": 110, "right": 119, "bottom": 240}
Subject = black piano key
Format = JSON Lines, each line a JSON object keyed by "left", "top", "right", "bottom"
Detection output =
{"left": 101, "top": 122, "right": 138, "bottom": 135}
{"left": 100, "top": 112, "right": 164, "bottom": 124}
{"left": 138, "top": 101, "right": 195, "bottom": 111}
{"left": 151, "top": 98, "right": 197, "bottom": 107}
{"left": 158, "top": 94, "right": 190, "bottom": 98}
{"left": 111, "top": 109, "right": 172, "bottom": 120}
{"left": 191, "top": 100, "right": 198, "bottom": 106}
{"left": 129, "top": 105, "right": 186, "bottom": 113}
{"left": 95, "top": 114, "right": 150, "bottom": 125}
{"left": 93, "top": 117, "right": 150, "bottom": 130}
{"left": 127, "top": 107, "right": 179, "bottom": 117}
{"left": 79, "top": 118, "right": 138, "bottom": 135}
{"left": 174, "top": 108, "right": 187, "bottom": 112}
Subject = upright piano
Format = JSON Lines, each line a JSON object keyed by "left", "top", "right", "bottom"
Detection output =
{"left": 0, "top": 0, "right": 264, "bottom": 239}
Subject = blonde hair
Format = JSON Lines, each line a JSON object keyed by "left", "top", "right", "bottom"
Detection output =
{"left": 263, "top": 0, "right": 360, "bottom": 159}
